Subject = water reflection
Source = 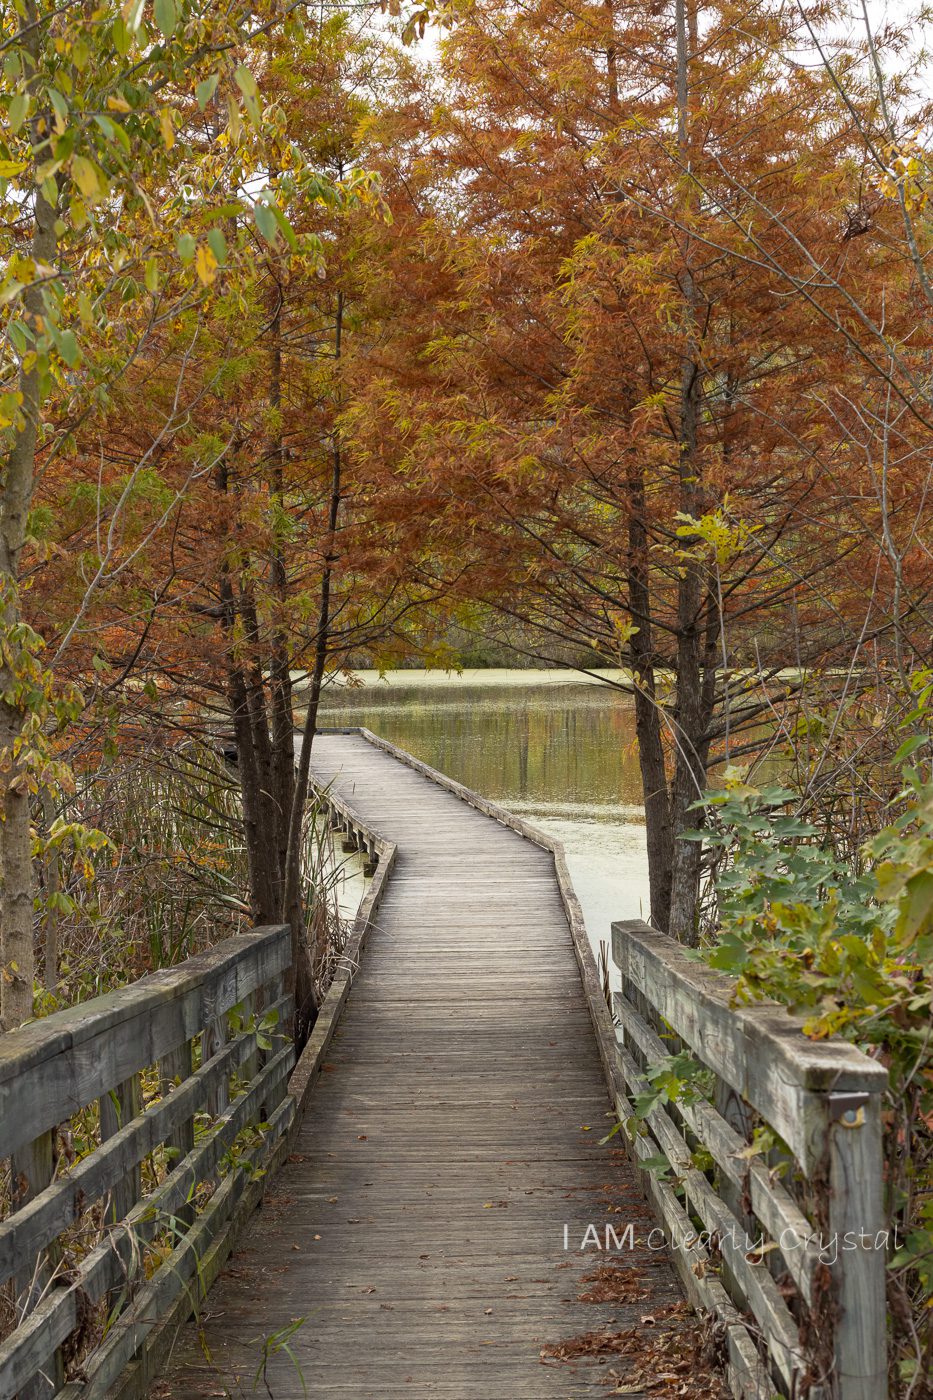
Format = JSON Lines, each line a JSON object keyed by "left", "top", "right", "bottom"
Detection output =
{"left": 319, "top": 670, "right": 651, "bottom": 957}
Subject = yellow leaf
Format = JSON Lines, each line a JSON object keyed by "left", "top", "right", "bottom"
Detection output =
{"left": 107, "top": 95, "right": 132, "bottom": 113}
{"left": 70, "top": 155, "right": 100, "bottom": 200}
{"left": 227, "top": 94, "right": 241, "bottom": 144}
{"left": 195, "top": 243, "right": 218, "bottom": 286}
{"left": 158, "top": 108, "right": 175, "bottom": 150}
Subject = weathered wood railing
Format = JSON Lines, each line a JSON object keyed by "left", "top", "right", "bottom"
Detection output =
{"left": 0, "top": 772, "right": 395, "bottom": 1400}
{"left": 0, "top": 927, "right": 295, "bottom": 1400}
{"left": 611, "top": 918, "right": 888, "bottom": 1400}
{"left": 326, "top": 790, "right": 380, "bottom": 878}
{"left": 288, "top": 781, "right": 396, "bottom": 1108}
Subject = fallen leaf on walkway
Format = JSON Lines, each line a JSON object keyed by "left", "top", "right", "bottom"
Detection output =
{"left": 578, "top": 1264, "right": 648, "bottom": 1304}
{"left": 541, "top": 1303, "right": 729, "bottom": 1398}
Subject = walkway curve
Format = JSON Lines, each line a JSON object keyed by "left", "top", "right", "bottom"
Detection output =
{"left": 155, "top": 730, "right": 682, "bottom": 1399}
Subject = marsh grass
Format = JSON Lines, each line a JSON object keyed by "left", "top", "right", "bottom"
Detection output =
{"left": 38, "top": 738, "right": 353, "bottom": 1010}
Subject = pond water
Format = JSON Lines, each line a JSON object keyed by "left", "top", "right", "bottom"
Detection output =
{"left": 318, "top": 668, "right": 650, "bottom": 968}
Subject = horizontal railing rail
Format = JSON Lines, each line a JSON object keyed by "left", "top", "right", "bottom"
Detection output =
{"left": 0, "top": 926, "right": 294, "bottom": 1400}
{"left": 611, "top": 918, "right": 888, "bottom": 1400}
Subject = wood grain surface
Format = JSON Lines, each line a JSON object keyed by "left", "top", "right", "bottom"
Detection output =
{"left": 154, "top": 733, "right": 685, "bottom": 1399}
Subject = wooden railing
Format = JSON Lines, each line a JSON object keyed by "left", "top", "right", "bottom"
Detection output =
{"left": 0, "top": 773, "right": 395, "bottom": 1400}
{"left": 289, "top": 781, "right": 396, "bottom": 1109}
{"left": 326, "top": 791, "right": 381, "bottom": 877}
{"left": 611, "top": 919, "right": 888, "bottom": 1400}
{"left": 0, "top": 927, "right": 294, "bottom": 1400}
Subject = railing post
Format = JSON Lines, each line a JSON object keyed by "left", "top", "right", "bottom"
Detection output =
{"left": 99, "top": 1072, "right": 143, "bottom": 1314}
{"left": 11, "top": 1130, "right": 63, "bottom": 1399}
{"left": 202, "top": 1015, "right": 229, "bottom": 1117}
{"left": 826, "top": 1088, "right": 887, "bottom": 1399}
{"left": 241, "top": 990, "right": 259, "bottom": 1127}
{"left": 159, "top": 1039, "right": 196, "bottom": 1227}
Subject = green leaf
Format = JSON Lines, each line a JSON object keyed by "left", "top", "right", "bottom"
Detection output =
{"left": 234, "top": 65, "right": 257, "bottom": 98}
{"left": 206, "top": 226, "right": 227, "bottom": 264}
{"left": 153, "top": 0, "right": 176, "bottom": 35}
{"left": 54, "top": 130, "right": 76, "bottom": 163}
{"left": 895, "top": 734, "right": 928, "bottom": 763}
{"left": 194, "top": 201, "right": 243, "bottom": 222}
{"left": 898, "top": 870, "right": 933, "bottom": 940}
{"left": 112, "top": 16, "right": 132, "bottom": 54}
{"left": 253, "top": 200, "right": 278, "bottom": 245}
{"left": 598, "top": 1119, "right": 623, "bottom": 1146}
{"left": 47, "top": 87, "right": 69, "bottom": 124}
{"left": 176, "top": 232, "right": 196, "bottom": 262}
{"left": 56, "top": 329, "right": 80, "bottom": 368}
{"left": 8, "top": 93, "right": 29, "bottom": 133}
{"left": 270, "top": 203, "right": 298, "bottom": 252}
{"left": 9, "top": 320, "right": 29, "bottom": 354}
{"left": 144, "top": 258, "right": 159, "bottom": 293}
{"left": 195, "top": 73, "right": 219, "bottom": 110}
{"left": 638, "top": 1154, "right": 673, "bottom": 1180}
{"left": 46, "top": 890, "right": 77, "bottom": 915}
{"left": 124, "top": 0, "right": 146, "bottom": 32}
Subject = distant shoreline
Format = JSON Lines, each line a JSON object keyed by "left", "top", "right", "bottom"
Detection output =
{"left": 318, "top": 666, "right": 633, "bottom": 690}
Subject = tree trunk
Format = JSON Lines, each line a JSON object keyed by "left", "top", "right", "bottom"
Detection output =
{"left": 281, "top": 291, "right": 345, "bottom": 1046}
{"left": 0, "top": 74, "right": 58, "bottom": 1027}
{"left": 626, "top": 461, "right": 673, "bottom": 931}
{"left": 215, "top": 460, "right": 279, "bottom": 924}
{"left": 266, "top": 276, "right": 297, "bottom": 913}
{"left": 238, "top": 579, "right": 283, "bottom": 902}
{"left": 668, "top": 0, "right": 705, "bottom": 944}
{"left": 221, "top": 614, "right": 279, "bottom": 924}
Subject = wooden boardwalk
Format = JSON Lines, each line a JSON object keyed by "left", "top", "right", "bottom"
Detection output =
{"left": 156, "top": 731, "right": 683, "bottom": 1398}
